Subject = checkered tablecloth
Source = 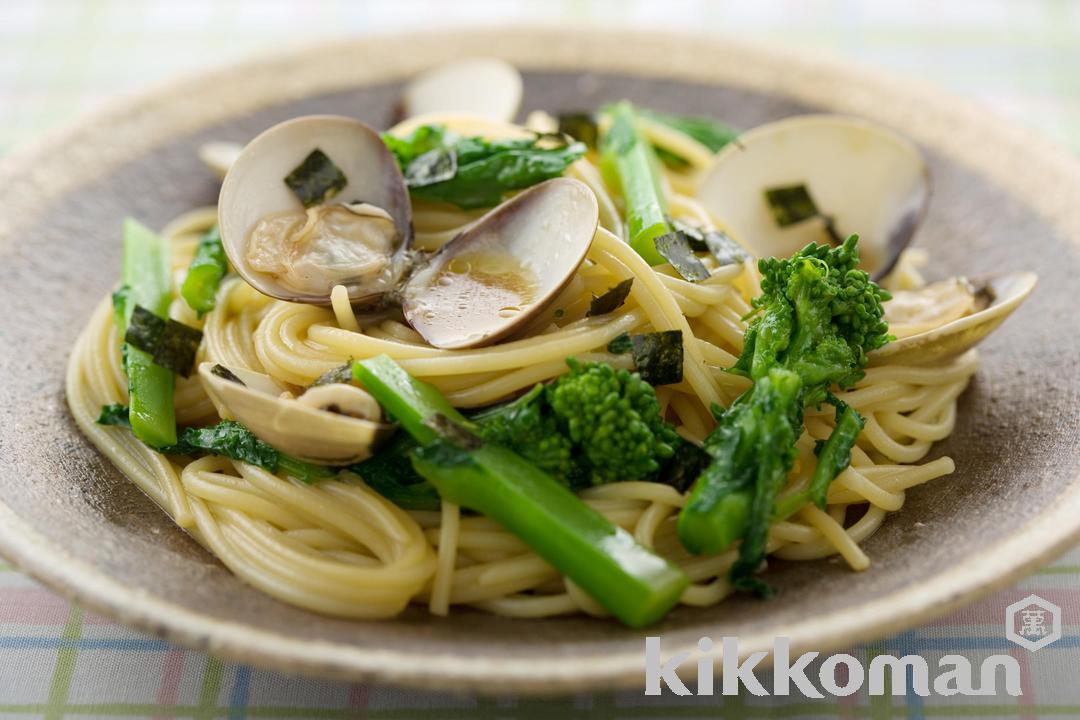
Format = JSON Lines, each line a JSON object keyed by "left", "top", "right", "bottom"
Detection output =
{"left": 2, "top": 1, "right": 1079, "bottom": 717}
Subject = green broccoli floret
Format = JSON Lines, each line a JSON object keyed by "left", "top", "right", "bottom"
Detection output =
{"left": 472, "top": 384, "right": 585, "bottom": 488}
{"left": 358, "top": 360, "right": 682, "bottom": 496}
{"left": 547, "top": 359, "right": 680, "bottom": 485}
{"left": 679, "top": 235, "right": 892, "bottom": 595}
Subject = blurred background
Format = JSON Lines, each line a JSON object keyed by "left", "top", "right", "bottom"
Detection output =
{"left": 1, "top": 0, "right": 1079, "bottom": 717}
{"left": 1, "top": 0, "right": 1078, "bottom": 154}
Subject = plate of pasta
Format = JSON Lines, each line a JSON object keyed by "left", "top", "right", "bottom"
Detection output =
{"left": 0, "top": 29, "right": 1078, "bottom": 693}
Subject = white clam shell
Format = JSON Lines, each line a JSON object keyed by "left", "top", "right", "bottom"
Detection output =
{"left": 199, "top": 363, "right": 394, "bottom": 465}
{"left": 870, "top": 271, "right": 1037, "bottom": 366}
{"left": 218, "top": 115, "right": 412, "bottom": 306}
{"left": 402, "top": 177, "right": 598, "bottom": 350}
{"left": 401, "top": 58, "right": 523, "bottom": 123}
{"left": 197, "top": 141, "right": 242, "bottom": 180}
{"left": 696, "top": 114, "right": 929, "bottom": 278}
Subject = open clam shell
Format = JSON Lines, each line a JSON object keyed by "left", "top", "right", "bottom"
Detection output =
{"left": 869, "top": 271, "right": 1037, "bottom": 366}
{"left": 198, "top": 362, "right": 394, "bottom": 465}
{"left": 696, "top": 114, "right": 930, "bottom": 278}
{"left": 218, "top": 115, "right": 413, "bottom": 306}
{"left": 400, "top": 58, "right": 523, "bottom": 123}
{"left": 402, "top": 177, "right": 598, "bottom": 350}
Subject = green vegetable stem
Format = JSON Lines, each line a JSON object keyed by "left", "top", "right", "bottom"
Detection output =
{"left": 600, "top": 102, "right": 671, "bottom": 266}
{"left": 354, "top": 355, "right": 689, "bottom": 628}
{"left": 180, "top": 225, "right": 228, "bottom": 316}
{"left": 115, "top": 218, "right": 177, "bottom": 448}
{"left": 677, "top": 235, "right": 892, "bottom": 595}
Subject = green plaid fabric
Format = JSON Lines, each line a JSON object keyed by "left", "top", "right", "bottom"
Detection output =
{"left": 1, "top": 1, "right": 1078, "bottom": 716}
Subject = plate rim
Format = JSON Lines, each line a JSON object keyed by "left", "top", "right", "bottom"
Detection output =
{"left": 1, "top": 26, "right": 1079, "bottom": 694}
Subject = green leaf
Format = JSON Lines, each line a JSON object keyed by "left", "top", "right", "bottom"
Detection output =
{"left": 556, "top": 112, "right": 599, "bottom": 148}
{"left": 385, "top": 124, "right": 585, "bottom": 209}
{"left": 97, "top": 403, "right": 132, "bottom": 429}
{"left": 607, "top": 332, "right": 633, "bottom": 355}
{"left": 640, "top": 109, "right": 739, "bottom": 153}
{"left": 180, "top": 225, "right": 228, "bottom": 316}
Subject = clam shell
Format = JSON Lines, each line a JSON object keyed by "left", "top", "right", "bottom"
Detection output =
{"left": 402, "top": 177, "right": 598, "bottom": 350}
{"left": 199, "top": 363, "right": 394, "bottom": 465}
{"left": 218, "top": 115, "right": 412, "bottom": 306}
{"left": 696, "top": 114, "right": 930, "bottom": 278}
{"left": 869, "top": 271, "right": 1037, "bottom": 366}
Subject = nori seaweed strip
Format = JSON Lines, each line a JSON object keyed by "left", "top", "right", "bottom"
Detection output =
{"left": 657, "top": 440, "right": 712, "bottom": 493}
{"left": 124, "top": 306, "right": 203, "bottom": 378}
{"left": 557, "top": 112, "right": 598, "bottom": 148}
{"left": 311, "top": 363, "right": 356, "bottom": 387}
{"left": 607, "top": 331, "right": 685, "bottom": 385}
{"left": 764, "top": 184, "right": 819, "bottom": 226}
{"left": 667, "top": 216, "right": 709, "bottom": 252}
{"left": 284, "top": 149, "right": 347, "bottom": 208}
{"left": 704, "top": 229, "right": 751, "bottom": 267}
{"left": 764, "top": 183, "right": 844, "bottom": 246}
{"left": 210, "top": 364, "right": 244, "bottom": 385}
{"left": 405, "top": 147, "right": 457, "bottom": 187}
{"left": 654, "top": 231, "right": 710, "bottom": 282}
{"left": 587, "top": 278, "right": 633, "bottom": 317}
{"left": 631, "top": 330, "right": 684, "bottom": 385}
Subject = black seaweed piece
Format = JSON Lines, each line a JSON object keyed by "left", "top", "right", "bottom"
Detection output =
{"left": 764, "top": 184, "right": 820, "bottom": 227}
{"left": 210, "top": 364, "right": 244, "bottom": 385}
{"left": 764, "top": 184, "right": 845, "bottom": 246}
{"left": 703, "top": 230, "right": 751, "bottom": 266}
{"left": 284, "top": 149, "right": 348, "bottom": 208}
{"left": 631, "top": 330, "right": 684, "bottom": 386}
{"left": 96, "top": 403, "right": 132, "bottom": 429}
{"left": 556, "top": 112, "right": 599, "bottom": 148}
{"left": 311, "top": 363, "right": 355, "bottom": 387}
{"left": 124, "top": 305, "right": 203, "bottom": 378}
{"left": 654, "top": 231, "right": 710, "bottom": 282}
{"left": 405, "top": 147, "right": 458, "bottom": 188}
{"left": 607, "top": 332, "right": 633, "bottom": 355}
{"left": 666, "top": 216, "right": 709, "bottom": 252}
{"left": 658, "top": 439, "right": 712, "bottom": 493}
{"left": 587, "top": 278, "right": 634, "bottom": 317}
{"left": 424, "top": 413, "right": 484, "bottom": 451}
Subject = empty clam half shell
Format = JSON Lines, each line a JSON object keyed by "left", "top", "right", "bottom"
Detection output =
{"left": 869, "top": 271, "right": 1037, "bottom": 366}
{"left": 198, "top": 362, "right": 394, "bottom": 465}
{"left": 696, "top": 114, "right": 930, "bottom": 279}
{"left": 401, "top": 58, "right": 523, "bottom": 123}
{"left": 402, "top": 177, "right": 598, "bottom": 350}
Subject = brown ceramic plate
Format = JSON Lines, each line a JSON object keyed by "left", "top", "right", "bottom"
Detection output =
{"left": 0, "top": 29, "right": 1078, "bottom": 695}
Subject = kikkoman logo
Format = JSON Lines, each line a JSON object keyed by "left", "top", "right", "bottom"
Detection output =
{"left": 1005, "top": 594, "right": 1062, "bottom": 651}
{"left": 645, "top": 637, "right": 1023, "bottom": 697}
